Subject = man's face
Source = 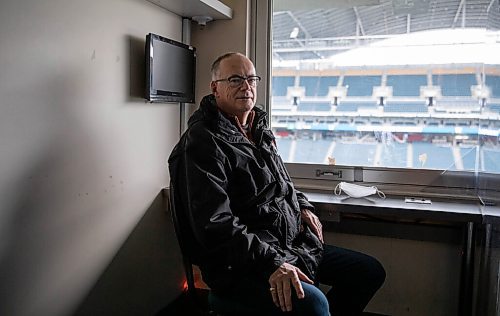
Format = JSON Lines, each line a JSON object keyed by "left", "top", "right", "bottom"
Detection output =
{"left": 211, "top": 54, "right": 257, "bottom": 118}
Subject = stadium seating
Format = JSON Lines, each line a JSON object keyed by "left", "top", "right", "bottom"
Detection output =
{"left": 379, "top": 143, "right": 408, "bottom": 168}
{"left": 333, "top": 143, "right": 377, "bottom": 166}
{"left": 435, "top": 98, "right": 480, "bottom": 110}
{"left": 294, "top": 139, "right": 332, "bottom": 163}
{"left": 432, "top": 74, "right": 477, "bottom": 96}
{"left": 412, "top": 142, "right": 455, "bottom": 170}
{"left": 299, "top": 76, "right": 320, "bottom": 96}
{"left": 343, "top": 75, "right": 382, "bottom": 96}
{"left": 483, "top": 147, "right": 500, "bottom": 173}
{"left": 275, "top": 138, "right": 293, "bottom": 162}
{"left": 384, "top": 100, "right": 428, "bottom": 112}
{"left": 336, "top": 100, "right": 378, "bottom": 111}
{"left": 272, "top": 76, "right": 295, "bottom": 96}
{"left": 298, "top": 76, "right": 339, "bottom": 97}
{"left": 460, "top": 147, "right": 477, "bottom": 171}
{"left": 488, "top": 103, "right": 500, "bottom": 113}
{"left": 386, "top": 75, "right": 427, "bottom": 97}
{"left": 274, "top": 135, "right": 499, "bottom": 173}
{"left": 318, "top": 76, "right": 339, "bottom": 96}
{"left": 297, "top": 101, "right": 331, "bottom": 111}
{"left": 485, "top": 75, "right": 500, "bottom": 98}
{"left": 269, "top": 72, "right": 499, "bottom": 174}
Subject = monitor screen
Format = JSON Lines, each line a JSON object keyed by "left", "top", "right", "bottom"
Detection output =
{"left": 145, "top": 33, "right": 196, "bottom": 103}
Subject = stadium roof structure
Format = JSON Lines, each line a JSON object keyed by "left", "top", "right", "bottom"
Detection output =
{"left": 272, "top": 0, "right": 500, "bottom": 62}
{"left": 274, "top": 28, "right": 500, "bottom": 67}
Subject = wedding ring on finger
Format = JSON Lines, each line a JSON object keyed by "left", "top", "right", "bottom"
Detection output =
{"left": 269, "top": 287, "right": 276, "bottom": 292}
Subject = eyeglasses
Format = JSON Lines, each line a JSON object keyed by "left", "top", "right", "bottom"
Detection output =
{"left": 214, "top": 75, "right": 261, "bottom": 88}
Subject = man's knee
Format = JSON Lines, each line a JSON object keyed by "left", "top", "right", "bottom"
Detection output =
{"left": 342, "top": 253, "right": 386, "bottom": 295}
{"left": 294, "top": 283, "right": 330, "bottom": 316}
{"left": 365, "top": 255, "right": 386, "bottom": 292}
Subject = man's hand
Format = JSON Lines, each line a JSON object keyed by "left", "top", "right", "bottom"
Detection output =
{"left": 268, "top": 262, "right": 313, "bottom": 312}
{"left": 301, "top": 208, "right": 324, "bottom": 242}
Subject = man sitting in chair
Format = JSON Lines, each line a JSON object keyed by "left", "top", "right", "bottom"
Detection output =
{"left": 168, "top": 52, "right": 385, "bottom": 316}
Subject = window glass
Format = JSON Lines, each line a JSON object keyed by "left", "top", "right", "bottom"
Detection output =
{"left": 271, "top": 0, "right": 500, "bottom": 176}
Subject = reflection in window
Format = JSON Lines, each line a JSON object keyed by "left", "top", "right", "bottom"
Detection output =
{"left": 271, "top": 0, "right": 500, "bottom": 173}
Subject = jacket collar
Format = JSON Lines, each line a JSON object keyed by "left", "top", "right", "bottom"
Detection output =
{"left": 192, "top": 94, "right": 270, "bottom": 144}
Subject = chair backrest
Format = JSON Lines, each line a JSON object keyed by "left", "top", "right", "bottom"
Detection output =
{"left": 168, "top": 184, "right": 197, "bottom": 296}
{"left": 169, "top": 183, "right": 255, "bottom": 315}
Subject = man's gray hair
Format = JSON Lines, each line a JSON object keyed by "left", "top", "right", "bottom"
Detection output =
{"left": 210, "top": 52, "right": 243, "bottom": 80}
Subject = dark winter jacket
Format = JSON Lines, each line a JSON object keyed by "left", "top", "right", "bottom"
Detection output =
{"left": 168, "top": 94, "right": 323, "bottom": 291}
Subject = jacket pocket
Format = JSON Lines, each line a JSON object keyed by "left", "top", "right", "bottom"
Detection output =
{"left": 253, "top": 198, "right": 281, "bottom": 228}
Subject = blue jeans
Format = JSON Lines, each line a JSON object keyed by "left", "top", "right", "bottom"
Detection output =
{"left": 211, "top": 279, "right": 329, "bottom": 316}
{"left": 210, "top": 244, "right": 386, "bottom": 316}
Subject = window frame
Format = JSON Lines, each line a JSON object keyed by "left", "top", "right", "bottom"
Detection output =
{"left": 250, "top": 0, "right": 500, "bottom": 202}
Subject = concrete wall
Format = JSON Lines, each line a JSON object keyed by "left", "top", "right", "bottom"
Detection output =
{"left": 0, "top": 0, "right": 183, "bottom": 315}
{"left": 324, "top": 229, "right": 462, "bottom": 315}
{"left": 75, "top": 189, "right": 184, "bottom": 316}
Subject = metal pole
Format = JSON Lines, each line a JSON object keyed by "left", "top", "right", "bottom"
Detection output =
{"left": 180, "top": 18, "right": 192, "bottom": 135}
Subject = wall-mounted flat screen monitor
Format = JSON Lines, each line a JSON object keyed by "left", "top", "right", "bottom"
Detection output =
{"left": 145, "top": 33, "right": 196, "bottom": 103}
